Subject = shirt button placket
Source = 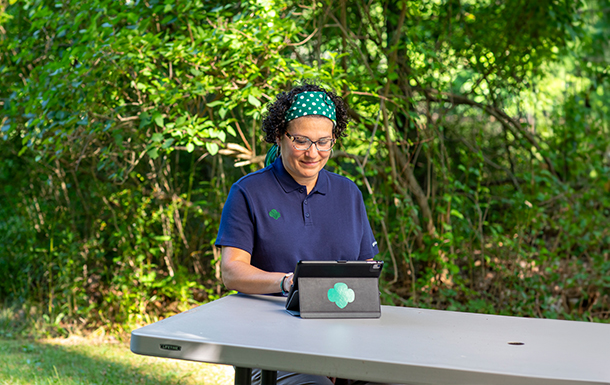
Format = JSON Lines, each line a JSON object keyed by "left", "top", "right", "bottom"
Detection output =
{"left": 302, "top": 194, "right": 313, "bottom": 225}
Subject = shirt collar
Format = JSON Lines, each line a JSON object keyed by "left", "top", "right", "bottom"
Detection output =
{"left": 271, "top": 157, "right": 328, "bottom": 195}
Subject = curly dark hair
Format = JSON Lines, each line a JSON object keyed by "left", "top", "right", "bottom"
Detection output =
{"left": 262, "top": 80, "right": 350, "bottom": 143}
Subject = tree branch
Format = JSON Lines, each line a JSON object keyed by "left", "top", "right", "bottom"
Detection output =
{"left": 423, "top": 88, "right": 558, "bottom": 177}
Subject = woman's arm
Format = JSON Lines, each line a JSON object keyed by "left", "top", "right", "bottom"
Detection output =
{"left": 220, "top": 246, "right": 292, "bottom": 294}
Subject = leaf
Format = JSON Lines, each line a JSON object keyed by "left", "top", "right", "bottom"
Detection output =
{"left": 206, "top": 142, "right": 219, "bottom": 155}
{"left": 217, "top": 131, "right": 226, "bottom": 142}
{"left": 175, "top": 115, "right": 187, "bottom": 126}
{"left": 151, "top": 133, "right": 163, "bottom": 143}
{"left": 147, "top": 147, "right": 159, "bottom": 159}
{"left": 192, "top": 137, "right": 204, "bottom": 146}
{"left": 153, "top": 113, "right": 164, "bottom": 127}
{"left": 139, "top": 112, "right": 151, "bottom": 129}
{"left": 450, "top": 209, "right": 464, "bottom": 219}
{"left": 219, "top": 107, "right": 227, "bottom": 119}
{"left": 186, "top": 142, "right": 195, "bottom": 153}
{"left": 161, "top": 138, "right": 174, "bottom": 149}
{"left": 248, "top": 95, "right": 261, "bottom": 108}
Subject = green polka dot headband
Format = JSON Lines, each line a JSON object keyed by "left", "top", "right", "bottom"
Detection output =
{"left": 286, "top": 91, "right": 336, "bottom": 126}
{"left": 265, "top": 91, "right": 337, "bottom": 167}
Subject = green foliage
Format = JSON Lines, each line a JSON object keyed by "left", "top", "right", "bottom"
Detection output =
{"left": 1, "top": 0, "right": 609, "bottom": 335}
{"left": 295, "top": 0, "right": 610, "bottom": 321}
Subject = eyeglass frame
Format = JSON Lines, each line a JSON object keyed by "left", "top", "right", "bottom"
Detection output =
{"left": 285, "top": 132, "right": 336, "bottom": 152}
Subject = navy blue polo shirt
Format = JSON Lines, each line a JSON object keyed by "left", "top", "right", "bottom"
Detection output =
{"left": 215, "top": 157, "right": 379, "bottom": 273}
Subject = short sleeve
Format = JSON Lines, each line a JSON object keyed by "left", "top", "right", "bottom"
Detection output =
{"left": 357, "top": 191, "right": 379, "bottom": 260}
{"left": 215, "top": 184, "right": 255, "bottom": 254}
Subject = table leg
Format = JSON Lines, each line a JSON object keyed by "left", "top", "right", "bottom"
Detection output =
{"left": 261, "top": 369, "right": 278, "bottom": 385}
{"left": 234, "top": 367, "right": 252, "bottom": 385}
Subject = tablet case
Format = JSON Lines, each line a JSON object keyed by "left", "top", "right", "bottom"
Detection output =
{"left": 285, "top": 261, "right": 383, "bottom": 319}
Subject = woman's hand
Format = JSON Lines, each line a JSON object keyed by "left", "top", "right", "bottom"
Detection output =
{"left": 282, "top": 272, "right": 294, "bottom": 294}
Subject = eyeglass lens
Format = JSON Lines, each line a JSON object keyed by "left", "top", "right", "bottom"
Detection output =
{"left": 289, "top": 134, "right": 334, "bottom": 151}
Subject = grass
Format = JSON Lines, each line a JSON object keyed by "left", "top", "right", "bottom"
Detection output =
{"left": 0, "top": 336, "right": 234, "bottom": 385}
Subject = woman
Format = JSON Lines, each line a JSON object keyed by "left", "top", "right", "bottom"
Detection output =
{"left": 215, "top": 81, "right": 380, "bottom": 385}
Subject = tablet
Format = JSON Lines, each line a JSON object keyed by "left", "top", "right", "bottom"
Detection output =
{"left": 285, "top": 260, "right": 384, "bottom": 318}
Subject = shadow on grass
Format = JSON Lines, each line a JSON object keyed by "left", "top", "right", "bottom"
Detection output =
{"left": 0, "top": 338, "right": 233, "bottom": 385}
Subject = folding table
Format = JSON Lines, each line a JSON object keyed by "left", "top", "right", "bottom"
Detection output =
{"left": 130, "top": 294, "right": 610, "bottom": 385}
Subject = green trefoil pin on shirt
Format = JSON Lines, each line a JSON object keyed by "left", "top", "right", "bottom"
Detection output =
{"left": 269, "top": 209, "right": 281, "bottom": 220}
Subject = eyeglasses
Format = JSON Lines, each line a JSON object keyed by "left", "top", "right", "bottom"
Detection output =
{"left": 285, "top": 133, "right": 335, "bottom": 152}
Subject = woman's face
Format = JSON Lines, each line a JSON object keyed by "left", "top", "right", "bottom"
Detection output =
{"left": 278, "top": 116, "right": 334, "bottom": 190}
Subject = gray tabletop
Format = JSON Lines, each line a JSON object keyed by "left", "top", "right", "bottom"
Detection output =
{"left": 131, "top": 294, "right": 610, "bottom": 384}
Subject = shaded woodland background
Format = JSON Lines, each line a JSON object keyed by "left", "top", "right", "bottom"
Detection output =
{"left": 1, "top": 0, "right": 609, "bottom": 336}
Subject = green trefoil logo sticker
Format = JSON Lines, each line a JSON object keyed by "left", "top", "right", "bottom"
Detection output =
{"left": 327, "top": 282, "right": 355, "bottom": 309}
{"left": 269, "top": 209, "right": 281, "bottom": 220}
